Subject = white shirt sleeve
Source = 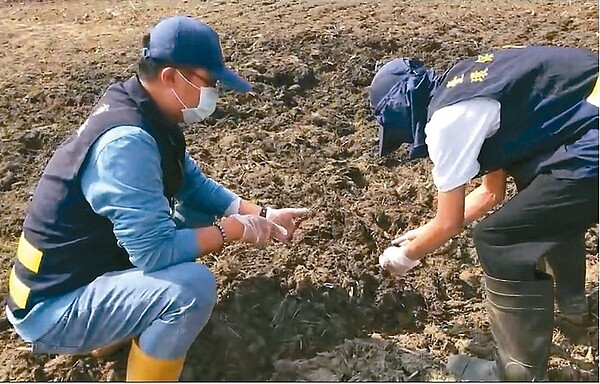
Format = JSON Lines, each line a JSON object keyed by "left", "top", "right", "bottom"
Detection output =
{"left": 425, "top": 97, "right": 501, "bottom": 192}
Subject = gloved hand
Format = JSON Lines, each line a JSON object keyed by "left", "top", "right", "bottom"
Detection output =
{"left": 229, "top": 214, "right": 287, "bottom": 247}
{"left": 391, "top": 227, "right": 424, "bottom": 246}
{"left": 379, "top": 246, "right": 421, "bottom": 277}
{"left": 265, "top": 207, "right": 309, "bottom": 242}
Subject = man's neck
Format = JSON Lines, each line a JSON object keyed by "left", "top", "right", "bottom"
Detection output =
{"left": 138, "top": 77, "right": 179, "bottom": 125}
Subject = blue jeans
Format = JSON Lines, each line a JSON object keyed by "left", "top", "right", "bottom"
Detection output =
{"left": 30, "top": 206, "right": 218, "bottom": 360}
{"left": 31, "top": 262, "right": 216, "bottom": 359}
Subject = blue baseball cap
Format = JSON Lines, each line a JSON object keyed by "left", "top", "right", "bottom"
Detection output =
{"left": 370, "top": 58, "right": 436, "bottom": 158}
{"left": 143, "top": 16, "right": 252, "bottom": 92}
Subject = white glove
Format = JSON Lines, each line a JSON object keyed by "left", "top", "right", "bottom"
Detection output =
{"left": 265, "top": 207, "right": 309, "bottom": 242}
{"left": 379, "top": 246, "right": 421, "bottom": 277}
{"left": 229, "top": 214, "right": 287, "bottom": 246}
{"left": 391, "top": 227, "right": 423, "bottom": 246}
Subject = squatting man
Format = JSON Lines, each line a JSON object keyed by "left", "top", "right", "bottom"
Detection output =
{"left": 5, "top": 16, "right": 308, "bottom": 381}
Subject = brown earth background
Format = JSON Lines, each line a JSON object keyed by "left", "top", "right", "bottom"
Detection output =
{"left": 0, "top": 0, "right": 598, "bottom": 381}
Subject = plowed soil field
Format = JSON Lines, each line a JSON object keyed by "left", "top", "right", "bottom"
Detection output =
{"left": 0, "top": 0, "right": 597, "bottom": 381}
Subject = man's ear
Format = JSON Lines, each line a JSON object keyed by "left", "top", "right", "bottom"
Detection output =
{"left": 160, "top": 66, "right": 178, "bottom": 87}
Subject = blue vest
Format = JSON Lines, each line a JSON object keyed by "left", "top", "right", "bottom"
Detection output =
{"left": 428, "top": 46, "right": 598, "bottom": 187}
{"left": 7, "top": 76, "right": 185, "bottom": 317}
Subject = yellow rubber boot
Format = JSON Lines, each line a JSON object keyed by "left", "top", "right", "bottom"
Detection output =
{"left": 126, "top": 339, "right": 186, "bottom": 382}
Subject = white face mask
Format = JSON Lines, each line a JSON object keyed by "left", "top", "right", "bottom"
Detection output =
{"left": 172, "top": 70, "right": 219, "bottom": 124}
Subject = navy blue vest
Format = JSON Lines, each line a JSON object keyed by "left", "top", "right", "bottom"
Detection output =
{"left": 8, "top": 76, "right": 185, "bottom": 317}
{"left": 428, "top": 46, "right": 598, "bottom": 187}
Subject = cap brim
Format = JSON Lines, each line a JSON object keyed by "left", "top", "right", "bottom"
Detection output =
{"left": 379, "top": 124, "right": 401, "bottom": 156}
{"left": 376, "top": 107, "right": 411, "bottom": 157}
{"left": 212, "top": 67, "right": 252, "bottom": 92}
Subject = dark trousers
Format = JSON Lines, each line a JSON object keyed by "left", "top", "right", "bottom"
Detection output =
{"left": 473, "top": 173, "right": 599, "bottom": 281}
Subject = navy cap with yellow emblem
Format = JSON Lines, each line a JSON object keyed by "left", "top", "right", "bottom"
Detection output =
{"left": 369, "top": 58, "right": 438, "bottom": 159}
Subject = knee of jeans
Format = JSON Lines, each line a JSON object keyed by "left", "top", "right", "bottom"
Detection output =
{"left": 165, "top": 263, "right": 217, "bottom": 315}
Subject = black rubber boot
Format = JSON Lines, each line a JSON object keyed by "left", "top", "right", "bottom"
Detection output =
{"left": 485, "top": 273, "right": 554, "bottom": 381}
